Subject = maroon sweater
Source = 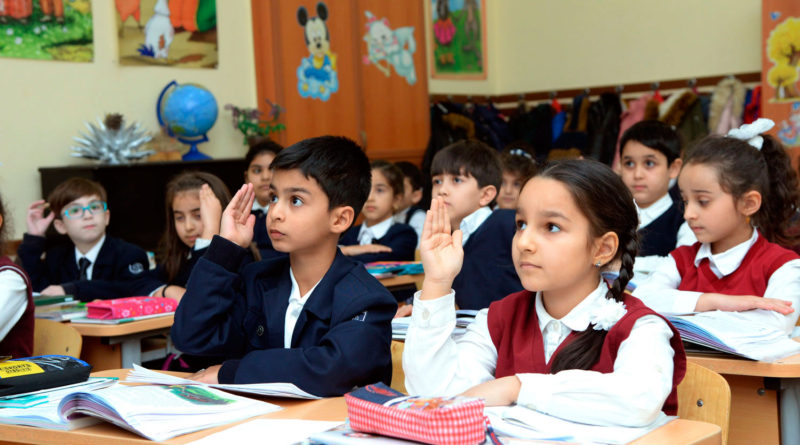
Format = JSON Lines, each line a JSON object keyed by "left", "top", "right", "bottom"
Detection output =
{"left": 487, "top": 290, "right": 686, "bottom": 415}
{"left": 0, "top": 256, "right": 34, "bottom": 358}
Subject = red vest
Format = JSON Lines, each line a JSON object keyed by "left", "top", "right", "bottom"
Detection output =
{"left": 487, "top": 290, "right": 686, "bottom": 415}
{"left": 671, "top": 233, "right": 799, "bottom": 296}
{"left": 0, "top": 257, "right": 34, "bottom": 358}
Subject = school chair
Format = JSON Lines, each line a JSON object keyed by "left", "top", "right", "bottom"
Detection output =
{"left": 33, "top": 319, "right": 83, "bottom": 358}
{"left": 677, "top": 361, "right": 731, "bottom": 445}
{"left": 390, "top": 340, "right": 406, "bottom": 393}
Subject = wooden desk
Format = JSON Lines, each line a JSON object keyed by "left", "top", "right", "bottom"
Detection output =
{"left": 378, "top": 274, "right": 422, "bottom": 289}
{"left": 0, "top": 369, "right": 722, "bottom": 445}
{"left": 688, "top": 351, "right": 800, "bottom": 445}
{"left": 70, "top": 315, "right": 175, "bottom": 371}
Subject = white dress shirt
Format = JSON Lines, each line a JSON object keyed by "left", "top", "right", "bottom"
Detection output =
{"left": 459, "top": 206, "right": 492, "bottom": 245}
{"left": 403, "top": 281, "right": 676, "bottom": 427}
{"left": 74, "top": 235, "right": 106, "bottom": 280}
{"left": 634, "top": 193, "right": 696, "bottom": 277}
{"left": 284, "top": 268, "right": 321, "bottom": 348}
{"left": 394, "top": 207, "right": 426, "bottom": 248}
{"left": 357, "top": 216, "right": 394, "bottom": 245}
{"left": 0, "top": 268, "right": 28, "bottom": 342}
{"left": 633, "top": 229, "right": 800, "bottom": 333}
{"left": 252, "top": 201, "right": 269, "bottom": 214}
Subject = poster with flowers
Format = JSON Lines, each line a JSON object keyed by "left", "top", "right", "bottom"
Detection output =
{"left": 763, "top": 0, "right": 800, "bottom": 163}
{"left": 0, "top": 0, "right": 92, "bottom": 62}
{"left": 427, "top": 0, "right": 486, "bottom": 79}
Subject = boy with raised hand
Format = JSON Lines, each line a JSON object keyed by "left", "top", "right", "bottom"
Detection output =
{"left": 172, "top": 136, "right": 396, "bottom": 396}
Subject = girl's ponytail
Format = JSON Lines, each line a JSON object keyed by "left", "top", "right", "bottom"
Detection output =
{"left": 754, "top": 135, "right": 800, "bottom": 246}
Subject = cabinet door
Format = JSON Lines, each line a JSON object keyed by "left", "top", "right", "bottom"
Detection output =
{"left": 356, "top": 0, "right": 429, "bottom": 162}
{"left": 252, "top": 0, "right": 363, "bottom": 146}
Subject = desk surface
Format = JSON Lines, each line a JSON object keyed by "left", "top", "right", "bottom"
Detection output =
{"left": 378, "top": 274, "right": 421, "bottom": 288}
{"left": 69, "top": 315, "right": 174, "bottom": 337}
{"left": 688, "top": 351, "right": 800, "bottom": 377}
{"left": 0, "top": 369, "right": 721, "bottom": 445}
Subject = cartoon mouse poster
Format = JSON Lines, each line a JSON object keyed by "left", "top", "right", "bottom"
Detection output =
{"left": 296, "top": 2, "right": 338, "bottom": 101}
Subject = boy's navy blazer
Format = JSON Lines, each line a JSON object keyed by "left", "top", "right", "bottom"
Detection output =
{"left": 453, "top": 209, "right": 523, "bottom": 310}
{"left": 339, "top": 222, "right": 418, "bottom": 263}
{"left": 171, "top": 236, "right": 397, "bottom": 397}
{"left": 17, "top": 233, "right": 149, "bottom": 302}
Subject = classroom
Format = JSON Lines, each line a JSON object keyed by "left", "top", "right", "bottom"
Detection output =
{"left": 0, "top": 0, "right": 797, "bottom": 444}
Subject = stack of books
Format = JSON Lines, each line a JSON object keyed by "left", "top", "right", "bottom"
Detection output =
{"left": 391, "top": 309, "right": 478, "bottom": 341}
{"left": 33, "top": 295, "right": 87, "bottom": 322}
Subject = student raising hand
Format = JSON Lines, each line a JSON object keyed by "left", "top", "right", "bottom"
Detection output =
{"left": 419, "top": 197, "right": 464, "bottom": 300}
{"left": 199, "top": 184, "right": 223, "bottom": 240}
{"left": 25, "top": 200, "right": 55, "bottom": 236}
{"left": 220, "top": 183, "right": 256, "bottom": 248}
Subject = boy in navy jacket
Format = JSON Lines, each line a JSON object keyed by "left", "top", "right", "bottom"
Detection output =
{"left": 431, "top": 140, "right": 523, "bottom": 310}
{"left": 18, "top": 178, "right": 149, "bottom": 302}
{"left": 172, "top": 136, "right": 397, "bottom": 396}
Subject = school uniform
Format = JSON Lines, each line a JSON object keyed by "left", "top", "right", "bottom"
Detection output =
{"left": 171, "top": 235, "right": 397, "bottom": 397}
{"left": 0, "top": 257, "right": 34, "bottom": 359}
{"left": 404, "top": 281, "right": 685, "bottom": 427}
{"left": 634, "top": 229, "right": 800, "bottom": 332}
{"left": 634, "top": 190, "right": 697, "bottom": 277}
{"left": 130, "top": 239, "right": 211, "bottom": 296}
{"left": 452, "top": 207, "right": 523, "bottom": 310}
{"left": 252, "top": 207, "right": 287, "bottom": 261}
{"left": 17, "top": 234, "right": 149, "bottom": 302}
{"left": 393, "top": 205, "right": 426, "bottom": 248}
{"left": 340, "top": 217, "right": 418, "bottom": 263}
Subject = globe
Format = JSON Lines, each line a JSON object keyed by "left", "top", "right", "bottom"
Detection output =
{"left": 156, "top": 81, "right": 218, "bottom": 160}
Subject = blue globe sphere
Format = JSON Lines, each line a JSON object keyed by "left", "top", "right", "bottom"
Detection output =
{"left": 160, "top": 84, "right": 218, "bottom": 138}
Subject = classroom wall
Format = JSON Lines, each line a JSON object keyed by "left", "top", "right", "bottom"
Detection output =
{"left": 0, "top": 0, "right": 257, "bottom": 240}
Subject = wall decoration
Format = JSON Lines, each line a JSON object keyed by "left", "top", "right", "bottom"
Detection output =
{"left": 429, "top": 0, "right": 486, "bottom": 79}
{"left": 71, "top": 114, "right": 153, "bottom": 164}
{"left": 362, "top": 10, "right": 417, "bottom": 85}
{"left": 116, "top": 0, "right": 217, "bottom": 68}
{"left": 0, "top": 0, "right": 93, "bottom": 62}
{"left": 296, "top": 2, "right": 338, "bottom": 101}
{"left": 225, "top": 99, "right": 285, "bottom": 145}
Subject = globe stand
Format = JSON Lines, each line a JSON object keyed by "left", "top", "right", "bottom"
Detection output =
{"left": 179, "top": 134, "right": 212, "bottom": 161}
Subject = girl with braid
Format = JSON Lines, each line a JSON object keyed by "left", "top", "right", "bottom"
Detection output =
{"left": 403, "top": 159, "right": 686, "bottom": 427}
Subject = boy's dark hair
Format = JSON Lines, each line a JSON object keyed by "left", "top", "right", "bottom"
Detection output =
{"left": 271, "top": 136, "right": 371, "bottom": 215}
{"left": 245, "top": 136, "right": 283, "bottom": 168}
{"left": 619, "top": 120, "right": 682, "bottom": 164}
{"left": 395, "top": 161, "right": 423, "bottom": 192}
{"left": 371, "top": 160, "right": 405, "bottom": 197}
{"left": 160, "top": 171, "right": 232, "bottom": 283}
{"left": 528, "top": 159, "right": 639, "bottom": 374}
{"left": 48, "top": 178, "right": 108, "bottom": 220}
{"left": 431, "top": 139, "right": 502, "bottom": 191}
{"left": 684, "top": 134, "right": 800, "bottom": 247}
{"left": 501, "top": 142, "right": 538, "bottom": 181}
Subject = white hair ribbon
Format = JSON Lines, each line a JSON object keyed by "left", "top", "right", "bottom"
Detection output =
{"left": 509, "top": 148, "right": 533, "bottom": 160}
{"left": 726, "top": 118, "right": 775, "bottom": 150}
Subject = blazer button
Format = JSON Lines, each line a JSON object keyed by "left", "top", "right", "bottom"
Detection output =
{"left": 256, "top": 325, "right": 264, "bottom": 336}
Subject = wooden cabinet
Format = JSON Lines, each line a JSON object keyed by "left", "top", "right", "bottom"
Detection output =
{"left": 251, "top": 0, "right": 429, "bottom": 163}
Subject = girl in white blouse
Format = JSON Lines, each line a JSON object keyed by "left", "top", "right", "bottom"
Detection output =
{"left": 403, "top": 159, "right": 686, "bottom": 427}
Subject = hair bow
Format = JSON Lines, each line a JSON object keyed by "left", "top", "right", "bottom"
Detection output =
{"left": 726, "top": 118, "right": 775, "bottom": 150}
{"left": 509, "top": 148, "right": 533, "bottom": 160}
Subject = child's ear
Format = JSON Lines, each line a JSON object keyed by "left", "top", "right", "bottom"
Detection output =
{"left": 478, "top": 185, "right": 497, "bottom": 207}
{"left": 738, "top": 190, "right": 762, "bottom": 217}
{"left": 53, "top": 218, "right": 68, "bottom": 235}
{"left": 411, "top": 188, "right": 423, "bottom": 205}
{"left": 667, "top": 158, "right": 682, "bottom": 180}
{"left": 593, "top": 231, "right": 619, "bottom": 268}
{"left": 329, "top": 205, "right": 355, "bottom": 234}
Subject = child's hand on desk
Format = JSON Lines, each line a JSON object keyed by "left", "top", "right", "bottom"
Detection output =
{"left": 461, "top": 376, "right": 521, "bottom": 406}
{"left": 199, "top": 184, "right": 222, "bottom": 240}
{"left": 340, "top": 244, "right": 392, "bottom": 256}
{"left": 189, "top": 364, "right": 221, "bottom": 384}
{"left": 696, "top": 293, "right": 795, "bottom": 315}
{"left": 220, "top": 184, "right": 256, "bottom": 248}
{"left": 419, "top": 198, "right": 463, "bottom": 300}
{"left": 26, "top": 200, "right": 54, "bottom": 236}
{"left": 41, "top": 285, "right": 65, "bottom": 296}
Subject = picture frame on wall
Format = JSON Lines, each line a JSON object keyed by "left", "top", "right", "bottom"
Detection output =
{"left": 427, "top": 0, "right": 487, "bottom": 79}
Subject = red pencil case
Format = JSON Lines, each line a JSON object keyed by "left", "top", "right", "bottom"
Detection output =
{"left": 86, "top": 296, "right": 177, "bottom": 319}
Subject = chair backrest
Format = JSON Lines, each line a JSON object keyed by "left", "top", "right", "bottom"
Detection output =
{"left": 677, "top": 361, "right": 731, "bottom": 445}
{"left": 33, "top": 319, "right": 82, "bottom": 357}
{"left": 390, "top": 340, "right": 406, "bottom": 394}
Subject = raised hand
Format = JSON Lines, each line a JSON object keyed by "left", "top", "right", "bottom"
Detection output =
{"left": 219, "top": 183, "right": 256, "bottom": 248}
{"left": 419, "top": 197, "right": 463, "bottom": 300}
{"left": 26, "top": 200, "right": 55, "bottom": 236}
{"left": 199, "top": 184, "right": 222, "bottom": 240}
{"left": 697, "top": 293, "right": 794, "bottom": 315}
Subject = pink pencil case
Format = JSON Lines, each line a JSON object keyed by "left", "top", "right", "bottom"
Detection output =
{"left": 86, "top": 296, "right": 177, "bottom": 319}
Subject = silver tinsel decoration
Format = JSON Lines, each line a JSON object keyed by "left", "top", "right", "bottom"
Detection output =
{"left": 71, "top": 115, "right": 154, "bottom": 164}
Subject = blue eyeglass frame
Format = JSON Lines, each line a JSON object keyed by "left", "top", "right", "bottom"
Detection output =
{"left": 63, "top": 201, "right": 108, "bottom": 219}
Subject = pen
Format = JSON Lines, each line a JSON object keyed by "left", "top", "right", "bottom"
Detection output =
{"left": 485, "top": 416, "right": 504, "bottom": 445}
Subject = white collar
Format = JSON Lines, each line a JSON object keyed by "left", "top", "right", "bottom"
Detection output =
{"left": 288, "top": 268, "right": 322, "bottom": 305}
{"left": 358, "top": 216, "right": 395, "bottom": 244}
{"left": 535, "top": 280, "right": 620, "bottom": 332}
{"left": 393, "top": 207, "right": 410, "bottom": 223}
{"left": 459, "top": 206, "right": 493, "bottom": 245}
{"left": 636, "top": 193, "right": 673, "bottom": 229}
{"left": 252, "top": 201, "right": 270, "bottom": 214}
{"left": 74, "top": 235, "right": 106, "bottom": 265}
{"left": 694, "top": 228, "right": 759, "bottom": 276}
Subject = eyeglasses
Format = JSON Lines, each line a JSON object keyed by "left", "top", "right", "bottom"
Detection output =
{"left": 63, "top": 201, "right": 107, "bottom": 219}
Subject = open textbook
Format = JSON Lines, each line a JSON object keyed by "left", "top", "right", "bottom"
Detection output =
{"left": 668, "top": 311, "right": 800, "bottom": 361}
{"left": 127, "top": 364, "right": 321, "bottom": 399}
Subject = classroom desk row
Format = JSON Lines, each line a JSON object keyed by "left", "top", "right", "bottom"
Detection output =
{"left": 0, "top": 369, "right": 722, "bottom": 445}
